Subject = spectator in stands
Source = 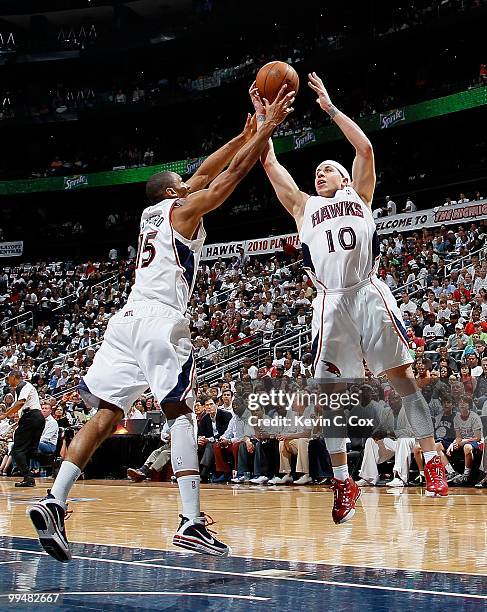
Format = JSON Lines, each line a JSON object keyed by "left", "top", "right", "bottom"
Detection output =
{"left": 219, "top": 389, "right": 234, "bottom": 412}
{"left": 446, "top": 323, "right": 469, "bottom": 353}
{"left": 445, "top": 395, "right": 484, "bottom": 484}
{"left": 357, "top": 393, "right": 415, "bottom": 487}
{"left": 415, "top": 360, "right": 432, "bottom": 389}
{"left": 242, "top": 357, "right": 258, "bottom": 380}
{"left": 460, "top": 363, "right": 478, "bottom": 396}
{"left": 472, "top": 357, "right": 487, "bottom": 411}
{"left": 269, "top": 399, "right": 313, "bottom": 485}
{"left": 466, "top": 352, "right": 483, "bottom": 377}
{"left": 399, "top": 292, "right": 417, "bottom": 318}
{"left": 128, "top": 399, "right": 146, "bottom": 419}
{"left": 127, "top": 425, "right": 171, "bottom": 482}
{"left": 214, "top": 399, "right": 253, "bottom": 483}
{"left": 197, "top": 396, "right": 232, "bottom": 482}
{"left": 422, "top": 313, "right": 445, "bottom": 346}
{"left": 436, "top": 345, "right": 458, "bottom": 373}
{"left": 385, "top": 196, "right": 397, "bottom": 216}
{"left": 31, "top": 402, "right": 59, "bottom": 474}
{"left": 73, "top": 402, "right": 97, "bottom": 424}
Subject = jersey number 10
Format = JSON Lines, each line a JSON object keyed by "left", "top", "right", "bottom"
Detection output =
{"left": 324, "top": 227, "right": 357, "bottom": 253}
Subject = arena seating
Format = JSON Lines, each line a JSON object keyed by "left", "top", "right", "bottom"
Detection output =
{"left": 1, "top": 214, "right": 486, "bottom": 486}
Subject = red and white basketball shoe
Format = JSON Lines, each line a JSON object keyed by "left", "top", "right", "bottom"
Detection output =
{"left": 424, "top": 455, "right": 448, "bottom": 497}
{"left": 331, "top": 477, "right": 362, "bottom": 524}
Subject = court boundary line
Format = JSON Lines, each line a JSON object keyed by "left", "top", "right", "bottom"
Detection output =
{"left": 0, "top": 591, "right": 268, "bottom": 602}
{"left": 1, "top": 545, "right": 486, "bottom": 601}
{"left": 3, "top": 534, "right": 486, "bottom": 579}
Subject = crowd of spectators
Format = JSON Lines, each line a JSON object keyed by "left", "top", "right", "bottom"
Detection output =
{"left": 1, "top": 0, "right": 486, "bottom": 181}
{"left": 10, "top": 71, "right": 484, "bottom": 181}
{"left": 0, "top": 216, "right": 487, "bottom": 487}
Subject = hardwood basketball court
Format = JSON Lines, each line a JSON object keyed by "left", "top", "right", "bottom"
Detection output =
{"left": 1, "top": 477, "right": 486, "bottom": 609}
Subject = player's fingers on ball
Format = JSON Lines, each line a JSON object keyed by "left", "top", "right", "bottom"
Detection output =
{"left": 275, "top": 83, "right": 289, "bottom": 101}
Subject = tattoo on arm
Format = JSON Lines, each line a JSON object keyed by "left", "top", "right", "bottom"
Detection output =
{"left": 327, "top": 105, "right": 339, "bottom": 120}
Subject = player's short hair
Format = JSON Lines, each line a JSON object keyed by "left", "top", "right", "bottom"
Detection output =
{"left": 8, "top": 369, "right": 22, "bottom": 380}
{"left": 145, "top": 171, "right": 180, "bottom": 204}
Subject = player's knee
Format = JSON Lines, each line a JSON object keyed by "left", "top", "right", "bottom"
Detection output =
{"left": 464, "top": 444, "right": 473, "bottom": 455}
{"left": 96, "top": 404, "right": 124, "bottom": 433}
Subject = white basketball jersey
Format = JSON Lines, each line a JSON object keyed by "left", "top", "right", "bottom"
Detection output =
{"left": 128, "top": 198, "right": 206, "bottom": 313}
{"left": 299, "top": 187, "right": 379, "bottom": 291}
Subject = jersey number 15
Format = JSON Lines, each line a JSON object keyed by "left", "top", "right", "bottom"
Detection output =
{"left": 136, "top": 231, "right": 157, "bottom": 268}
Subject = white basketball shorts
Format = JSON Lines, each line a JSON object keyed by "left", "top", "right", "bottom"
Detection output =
{"left": 79, "top": 301, "right": 195, "bottom": 415}
{"left": 312, "top": 277, "right": 413, "bottom": 379}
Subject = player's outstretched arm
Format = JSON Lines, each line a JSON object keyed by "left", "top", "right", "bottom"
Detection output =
{"left": 185, "top": 114, "right": 256, "bottom": 193}
{"left": 249, "top": 82, "right": 308, "bottom": 227}
{"left": 172, "top": 86, "right": 295, "bottom": 239}
{"left": 308, "top": 72, "right": 375, "bottom": 207}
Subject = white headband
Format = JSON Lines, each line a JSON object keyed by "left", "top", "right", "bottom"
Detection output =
{"left": 319, "top": 160, "right": 351, "bottom": 183}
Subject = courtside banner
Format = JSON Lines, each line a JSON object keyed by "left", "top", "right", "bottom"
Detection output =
{"left": 0, "top": 241, "right": 23, "bottom": 257}
{"left": 375, "top": 210, "right": 430, "bottom": 234}
{"left": 375, "top": 199, "right": 487, "bottom": 234}
{"left": 202, "top": 200, "right": 487, "bottom": 259}
{"left": 201, "top": 233, "right": 300, "bottom": 261}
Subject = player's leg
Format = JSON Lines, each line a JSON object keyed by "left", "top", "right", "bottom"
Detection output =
{"left": 163, "top": 399, "right": 229, "bottom": 556}
{"left": 28, "top": 401, "right": 123, "bottom": 562}
{"left": 385, "top": 364, "right": 447, "bottom": 496}
{"left": 138, "top": 311, "right": 230, "bottom": 556}
{"left": 312, "top": 292, "right": 363, "bottom": 523}
{"left": 363, "top": 280, "right": 448, "bottom": 497}
{"left": 28, "top": 313, "right": 147, "bottom": 561}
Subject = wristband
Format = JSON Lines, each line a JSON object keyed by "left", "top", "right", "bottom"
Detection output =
{"left": 256, "top": 114, "right": 266, "bottom": 122}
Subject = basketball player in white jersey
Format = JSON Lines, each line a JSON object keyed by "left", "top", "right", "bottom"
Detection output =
{"left": 28, "top": 87, "right": 295, "bottom": 561}
{"left": 250, "top": 72, "right": 447, "bottom": 525}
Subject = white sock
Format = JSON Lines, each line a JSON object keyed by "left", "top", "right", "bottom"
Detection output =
{"left": 332, "top": 464, "right": 349, "bottom": 481}
{"left": 169, "top": 414, "right": 200, "bottom": 520}
{"left": 177, "top": 475, "right": 200, "bottom": 520}
{"left": 50, "top": 461, "right": 81, "bottom": 504}
{"left": 464, "top": 467, "right": 471, "bottom": 476}
{"left": 445, "top": 463, "right": 455, "bottom": 474}
{"left": 423, "top": 450, "right": 438, "bottom": 463}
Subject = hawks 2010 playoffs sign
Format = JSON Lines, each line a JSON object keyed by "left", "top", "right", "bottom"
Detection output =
{"left": 201, "top": 200, "right": 487, "bottom": 260}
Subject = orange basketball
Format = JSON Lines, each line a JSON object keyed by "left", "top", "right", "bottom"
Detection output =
{"left": 255, "top": 61, "right": 299, "bottom": 103}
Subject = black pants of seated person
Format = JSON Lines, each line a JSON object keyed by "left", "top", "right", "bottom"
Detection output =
{"left": 308, "top": 437, "right": 333, "bottom": 481}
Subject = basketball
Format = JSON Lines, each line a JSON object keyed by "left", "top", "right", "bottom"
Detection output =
{"left": 255, "top": 61, "right": 299, "bottom": 103}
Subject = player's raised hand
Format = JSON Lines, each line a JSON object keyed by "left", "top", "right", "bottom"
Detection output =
{"left": 241, "top": 112, "right": 257, "bottom": 142}
{"left": 249, "top": 80, "right": 265, "bottom": 115}
{"left": 263, "top": 84, "right": 295, "bottom": 127}
{"left": 308, "top": 71, "right": 333, "bottom": 111}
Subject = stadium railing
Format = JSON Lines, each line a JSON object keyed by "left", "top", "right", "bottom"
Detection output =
{"left": 35, "top": 340, "right": 103, "bottom": 377}
{"left": 1, "top": 311, "right": 34, "bottom": 333}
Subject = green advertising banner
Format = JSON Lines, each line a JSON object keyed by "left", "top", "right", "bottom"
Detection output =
{"left": 1, "top": 86, "right": 485, "bottom": 196}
